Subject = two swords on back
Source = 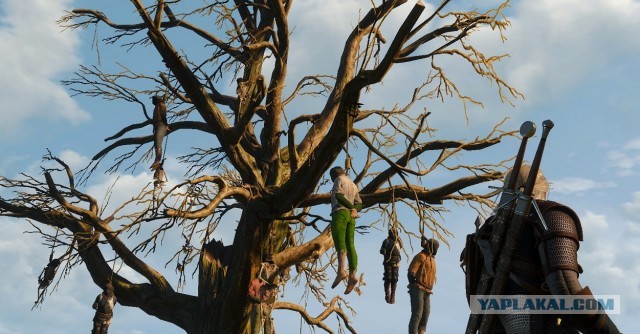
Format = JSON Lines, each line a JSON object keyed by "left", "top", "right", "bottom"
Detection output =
{"left": 465, "top": 120, "right": 555, "bottom": 334}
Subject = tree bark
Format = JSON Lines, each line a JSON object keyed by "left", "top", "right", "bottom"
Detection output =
{"left": 194, "top": 200, "right": 283, "bottom": 334}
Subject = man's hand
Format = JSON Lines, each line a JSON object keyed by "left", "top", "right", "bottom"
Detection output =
{"left": 408, "top": 273, "right": 417, "bottom": 283}
{"left": 350, "top": 208, "right": 360, "bottom": 218}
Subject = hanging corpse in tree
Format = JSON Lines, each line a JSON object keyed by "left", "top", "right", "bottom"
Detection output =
{"left": 33, "top": 257, "right": 62, "bottom": 308}
{"left": 462, "top": 121, "right": 620, "bottom": 334}
{"left": 380, "top": 229, "right": 402, "bottom": 304}
{"left": 328, "top": 166, "right": 363, "bottom": 295}
{"left": 37, "top": 258, "right": 61, "bottom": 290}
{"left": 91, "top": 282, "right": 117, "bottom": 334}
{"left": 150, "top": 95, "right": 169, "bottom": 173}
{"left": 247, "top": 255, "right": 279, "bottom": 334}
{"left": 33, "top": 228, "right": 71, "bottom": 309}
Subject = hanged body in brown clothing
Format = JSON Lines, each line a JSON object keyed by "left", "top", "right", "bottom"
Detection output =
{"left": 407, "top": 238, "right": 438, "bottom": 334}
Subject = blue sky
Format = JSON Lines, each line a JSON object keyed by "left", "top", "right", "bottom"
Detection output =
{"left": 0, "top": 0, "right": 639, "bottom": 333}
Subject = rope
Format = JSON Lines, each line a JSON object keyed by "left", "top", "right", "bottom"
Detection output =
{"left": 344, "top": 102, "right": 362, "bottom": 173}
{"left": 109, "top": 255, "right": 119, "bottom": 284}
{"left": 344, "top": 108, "right": 352, "bottom": 174}
{"left": 49, "top": 227, "right": 60, "bottom": 262}
{"left": 345, "top": 141, "right": 352, "bottom": 173}
{"left": 162, "top": 91, "right": 171, "bottom": 165}
{"left": 161, "top": 122, "right": 170, "bottom": 166}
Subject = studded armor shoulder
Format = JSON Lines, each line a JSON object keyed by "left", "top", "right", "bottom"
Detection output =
{"left": 534, "top": 200, "right": 582, "bottom": 274}
{"left": 535, "top": 200, "right": 583, "bottom": 242}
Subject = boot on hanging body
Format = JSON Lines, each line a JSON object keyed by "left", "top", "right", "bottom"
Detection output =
{"left": 384, "top": 281, "right": 391, "bottom": 303}
{"left": 389, "top": 281, "right": 397, "bottom": 304}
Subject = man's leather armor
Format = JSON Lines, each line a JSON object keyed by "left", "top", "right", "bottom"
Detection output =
{"left": 498, "top": 200, "right": 620, "bottom": 334}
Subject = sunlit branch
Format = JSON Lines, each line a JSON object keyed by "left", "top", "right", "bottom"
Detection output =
{"left": 360, "top": 120, "right": 514, "bottom": 193}
{"left": 273, "top": 296, "right": 356, "bottom": 334}
{"left": 295, "top": 0, "right": 409, "bottom": 161}
{"left": 283, "top": 75, "right": 334, "bottom": 107}
{"left": 164, "top": 176, "right": 252, "bottom": 219}
{"left": 43, "top": 168, "right": 176, "bottom": 294}
{"left": 272, "top": 225, "right": 333, "bottom": 276}
{"left": 159, "top": 73, "right": 192, "bottom": 103}
{"left": 44, "top": 172, "right": 98, "bottom": 222}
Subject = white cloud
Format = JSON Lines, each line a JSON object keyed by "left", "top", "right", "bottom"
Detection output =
{"left": 580, "top": 243, "right": 625, "bottom": 280}
{"left": 292, "top": 0, "right": 363, "bottom": 37}
{"left": 581, "top": 210, "right": 610, "bottom": 234}
{"left": 0, "top": 0, "right": 89, "bottom": 136}
{"left": 551, "top": 177, "right": 615, "bottom": 194}
{"left": 577, "top": 203, "right": 640, "bottom": 320}
{"left": 286, "top": 0, "right": 438, "bottom": 112}
{"left": 58, "top": 149, "right": 90, "bottom": 172}
{"left": 286, "top": 0, "right": 366, "bottom": 80}
{"left": 86, "top": 172, "right": 155, "bottom": 215}
{"left": 627, "top": 221, "right": 640, "bottom": 236}
{"left": 0, "top": 218, "right": 91, "bottom": 333}
{"left": 81, "top": 167, "right": 238, "bottom": 273}
{"left": 23, "top": 149, "right": 90, "bottom": 177}
{"left": 622, "top": 191, "right": 640, "bottom": 217}
{"left": 605, "top": 137, "right": 640, "bottom": 176}
{"left": 623, "top": 138, "right": 640, "bottom": 150}
{"left": 0, "top": 322, "right": 25, "bottom": 334}
{"left": 0, "top": 216, "right": 177, "bottom": 333}
{"left": 0, "top": 170, "right": 193, "bottom": 333}
{"left": 502, "top": 0, "right": 640, "bottom": 104}
{"left": 578, "top": 233, "right": 640, "bottom": 318}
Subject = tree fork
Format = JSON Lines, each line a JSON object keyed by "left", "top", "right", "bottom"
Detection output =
{"left": 135, "top": 9, "right": 262, "bottom": 186}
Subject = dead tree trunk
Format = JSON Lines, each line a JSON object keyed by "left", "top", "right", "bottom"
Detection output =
{"left": 194, "top": 201, "right": 285, "bottom": 334}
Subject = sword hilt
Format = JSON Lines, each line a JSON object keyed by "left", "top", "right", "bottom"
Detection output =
{"left": 506, "top": 121, "right": 536, "bottom": 191}
{"left": 523, "top": 120, "right": 554, "bottom": 196}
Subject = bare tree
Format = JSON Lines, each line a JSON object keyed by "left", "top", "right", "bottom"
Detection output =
{"left": 0, "top": 0, "right": 522, "bottom": 333}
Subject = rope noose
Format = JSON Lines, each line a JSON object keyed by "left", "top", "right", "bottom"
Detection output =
{"left": 344, "top": 102, "right": 358, "bottom": 174}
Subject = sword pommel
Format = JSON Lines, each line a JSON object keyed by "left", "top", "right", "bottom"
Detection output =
{"left": 520, "top": 121, "right": 536, "bottom": 138}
